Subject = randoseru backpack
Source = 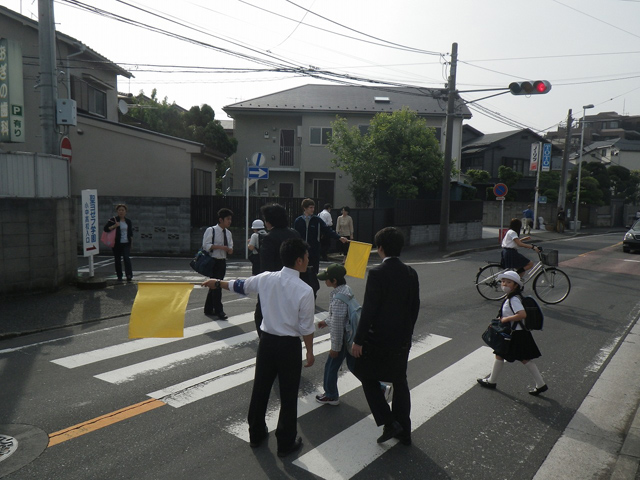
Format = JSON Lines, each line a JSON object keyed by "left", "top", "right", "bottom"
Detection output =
{"left": 333, "top": 288, "right": 361, "bottom": 355}
{"left": 509, "top": 294, "right": 544, "bottom": 331}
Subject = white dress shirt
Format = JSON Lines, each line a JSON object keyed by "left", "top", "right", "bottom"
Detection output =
{"left": 319, "top": 209, "right": 332, "bottom": 227}
{"left": 203, "top": 225, "right": 233, "bottom": 259}
{"left": 230, "top": 267, "right": 315, "bottom": 337}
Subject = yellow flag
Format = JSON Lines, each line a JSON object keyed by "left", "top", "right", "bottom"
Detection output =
{"left": 344, "top": 241, "right": 373, "bottom": 279}
{"left": 129, "top": 282, "right": 194, "bottom": 338}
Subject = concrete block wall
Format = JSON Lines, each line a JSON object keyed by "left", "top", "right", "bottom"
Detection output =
{"left": 0, "top": 198, "right": 77, "bottom": 296}
{"left": 398, "top": 221, "right": 482, "bottom": 247}
{"left": 76, "top": 196, "right": 192, "bottom": 256}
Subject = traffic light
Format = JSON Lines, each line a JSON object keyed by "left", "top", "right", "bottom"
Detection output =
{"left": 509, "top": 80, "right": 552, "bottom": 95}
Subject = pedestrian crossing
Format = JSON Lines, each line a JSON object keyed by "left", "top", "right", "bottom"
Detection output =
{"left": 49, "top": 310, "right": 491, "bottom": 479}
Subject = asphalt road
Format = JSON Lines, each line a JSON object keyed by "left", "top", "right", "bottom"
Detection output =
{"left": 2, "top": 232, "right": 639, "bottom": 479}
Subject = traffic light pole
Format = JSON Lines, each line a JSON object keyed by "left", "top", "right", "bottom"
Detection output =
{"left": 439, "top": 42, "right": 458, "bottom": 252}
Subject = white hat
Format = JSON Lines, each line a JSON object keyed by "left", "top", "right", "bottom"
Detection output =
{"left": 497, "top": 271, "right": 523, "bottom": 288}
{"left": 251, "top": 219, "right": 265, "bottom": 229}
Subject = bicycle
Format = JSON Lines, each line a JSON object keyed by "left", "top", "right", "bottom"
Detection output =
{"left": 475, "top": 247, "right": 571, "bottom": 304}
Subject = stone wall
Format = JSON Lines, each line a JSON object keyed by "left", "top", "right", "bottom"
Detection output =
{"left": 397, "top": 221, "right": 482, "bottom": 247}
{"left": 0, "top": 198, "right": 77, "bottom": 296}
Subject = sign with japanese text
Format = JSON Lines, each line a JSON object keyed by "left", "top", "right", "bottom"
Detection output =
{"left": 541, "top": 143, "right": 552, "bottom": 172}
{"left": 0, "top": 39, "right": 25, "bottom": 143}
{"left": 81, "top": 189, "right": 99, "bottom": 256}
{"left": 530, "top": 142, "right": 541, "bottom": 172}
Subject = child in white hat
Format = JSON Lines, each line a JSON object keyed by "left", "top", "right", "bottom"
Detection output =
{"left": 247, "top": 219, "right": 267, "bottom": 276}
{"left": 477, "top": 270, "right": 548, "bottom": 396}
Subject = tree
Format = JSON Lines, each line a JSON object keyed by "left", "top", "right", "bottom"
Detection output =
{"left": 539, "top": 171, "right": 561, "bottom": 203}
{"left": 465, "top": 169, "right": 491, "bottom": 184}
{"left": 328, "top": 107, "right": 443, "bottom": 206}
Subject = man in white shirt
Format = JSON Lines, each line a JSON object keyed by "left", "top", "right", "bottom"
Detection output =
{"left": 202, "top": 208, "right": 234, "bottom": 319}
{"left": 202, "top": 237, "right": 315, "bottom": 458}
{"left": 318, "top": 203, "right": 333, "bottom": 261}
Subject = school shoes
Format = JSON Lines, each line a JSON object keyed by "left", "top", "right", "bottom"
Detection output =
{"left": 477, "top": 378, "right": 497, "bottom": 389}
{"left": 529, "top": 384, "right": 548, "bottom": 396}
{"left": 315, "top": 394, "right": 340, "bottom": 406}
{"left": 277, "top": 437, "right": 303, "bottom": 458}
{"left": 377, "top": 421, "right": 403, "bottom": 444}
{"left": 215, "top": 311, "right": 228, "bottom": 320}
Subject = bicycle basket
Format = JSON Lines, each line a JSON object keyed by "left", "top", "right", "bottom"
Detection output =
{"left": 540, "top": 249, "right": 558, "bottom": 266}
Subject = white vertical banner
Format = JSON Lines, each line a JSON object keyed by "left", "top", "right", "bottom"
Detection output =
{"left": 81, "top": 189, "right": 99, "bottom": 257}
{"left": 530, "top": 142, "right": 541, "bottom": 172}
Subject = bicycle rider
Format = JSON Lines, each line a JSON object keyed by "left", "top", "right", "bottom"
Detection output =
{"left": 501, "top": 218, "right": 540, "bottom": 279}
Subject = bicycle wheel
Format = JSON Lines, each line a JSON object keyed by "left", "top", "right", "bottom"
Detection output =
{"left": 475, "top": 264, "right": 507, "bottom": 301}
{"left": 533, "top": 267, "right": 571, "bottom": 304}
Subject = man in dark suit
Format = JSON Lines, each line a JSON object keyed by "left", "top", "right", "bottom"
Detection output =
{"left": 351, "top": 227, "right": 420, "bottom": 445}
{"left": 254, "top": 204, "right": 300, "bottom": 335}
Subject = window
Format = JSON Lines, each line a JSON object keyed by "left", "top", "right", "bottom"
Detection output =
{"left": 71, "top": 75, "right": 107, "bottom": 117}
{"left": 279, "top": 183, "right": 294, "bottom": 197}
{"left": 193, "top": 168, "right": 212, "bottom": 195}
{"left": 310, "top": 127, "right": 332, "bottom": 145}
{"left": 461, "top": 157, "right": 484, "bottom": 172}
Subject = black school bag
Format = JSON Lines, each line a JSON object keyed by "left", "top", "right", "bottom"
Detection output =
{"left": 509, "top": 294, "right": 544, "bottom": 331}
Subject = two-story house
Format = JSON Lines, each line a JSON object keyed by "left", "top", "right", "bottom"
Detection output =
{"left": 223, "top": 84, "right": 471, "bottom": 207}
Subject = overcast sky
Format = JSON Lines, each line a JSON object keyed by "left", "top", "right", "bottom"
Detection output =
{"left": 4, "top": 0, "right": 640, "bottom": 134}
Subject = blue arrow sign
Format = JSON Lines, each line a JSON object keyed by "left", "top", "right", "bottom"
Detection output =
{"left": 248, "top": 166, "right": 269, "bottom": 179}
{"left": 541, "top": 143, "right": 552, "bottom": 172}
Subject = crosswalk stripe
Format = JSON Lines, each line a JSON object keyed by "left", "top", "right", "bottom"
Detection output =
{"left": 148, "top": 334, "right": 333, "bottom": 407}
{"left": 51, "top": 312, "right": 256, "bottom": 368}
{"left": 224, "top": 333, "right": 451, "bottom": 442}
{"left": 292, "top": 347, "right": 492, "bottom": 480}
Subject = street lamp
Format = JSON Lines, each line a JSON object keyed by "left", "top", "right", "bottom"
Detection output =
{"left": 574, "top": 104, "right": 594, "bottom": 233}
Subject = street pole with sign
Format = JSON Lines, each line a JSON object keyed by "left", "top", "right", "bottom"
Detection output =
{"left": 494, "top": 183, "right": 508, "bottom": 243}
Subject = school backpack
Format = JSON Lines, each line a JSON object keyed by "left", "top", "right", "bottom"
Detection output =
{"left": 509, "top": 294, "right": 544, "bottom": 331}
{"left": 334, "top": 288, "right": 361, "bottom": 355}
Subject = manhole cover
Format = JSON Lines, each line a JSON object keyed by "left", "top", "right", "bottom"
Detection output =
{"left": 0, "top": 435, "right": 18, "bottom": 463}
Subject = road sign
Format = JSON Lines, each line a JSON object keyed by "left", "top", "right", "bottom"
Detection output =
{"left": 248, "top": 167, "right": 269, "bottom": 179}
{"left": 493, "top": 183, "right": 508, "bottom": 198}
{"left": 251, "top": 152, "right": 265, "bottom": 167}
{"left": 530, "top": 142, "right": 541, "bottom": 171}
{"left": 541, "top": 143, "right": 552, "bottom": 172}
{"left": 60, "top": 136, "right": 72, "bottom": 162}
{"left": 539, "top": 195, "right": 547, "bottom": 204}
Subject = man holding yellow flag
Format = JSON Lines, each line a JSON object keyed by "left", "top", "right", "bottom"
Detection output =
{"left": 202, "top": 237, "right": 315, "bottom": 458}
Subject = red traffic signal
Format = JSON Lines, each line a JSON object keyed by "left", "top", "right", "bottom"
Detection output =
{"left": 509, "top": 80, "right": 552, "bottom": 95}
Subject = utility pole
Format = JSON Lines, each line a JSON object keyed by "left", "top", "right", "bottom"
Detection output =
{"left": 439, "top": 42, "right": 458, "bottom": 252}
{"left": 557, "top": 109, "right": 573, "bottom": 213}
{"left": 38, "top": 0, "right": 59, "bottom": 155}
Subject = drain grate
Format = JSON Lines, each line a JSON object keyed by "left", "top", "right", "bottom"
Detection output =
{"left": 0, "top": 434, "right": 18, "bottom": 463}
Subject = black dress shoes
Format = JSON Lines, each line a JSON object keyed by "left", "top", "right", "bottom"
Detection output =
{"left": 477, "top": 378, "right": 497, "bottom": 389}
{"left": 277, "top": 437, "right": 303, "bottom": 458}
{"left": 394, "top": 432, "right": 412, "bottom": 446}
{"left": 249, "top": 427, "right": 268, "bottom": 448}
{"left": 216, "top": 311, "right": 228, "bottom": 320}
{"left": 377, "top": 421, "right": 403, "bottom": 444}
{"left": 529, "top": 384, "right": 548, "bottom": 396}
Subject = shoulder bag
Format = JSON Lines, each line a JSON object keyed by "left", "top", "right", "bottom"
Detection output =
{"left": 100, "top": 218, "right": 117, "bottom": 248}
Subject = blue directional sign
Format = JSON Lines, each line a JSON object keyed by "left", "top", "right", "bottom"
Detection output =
{"left": 541, "top": 143, "right": 552, "bottom": 172}
{"left": 248, "top": 166, "right": 269, "bottom": 179}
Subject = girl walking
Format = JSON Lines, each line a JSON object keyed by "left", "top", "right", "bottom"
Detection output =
{"left": 477, "top": 271, "right": 548, "bottom": 395}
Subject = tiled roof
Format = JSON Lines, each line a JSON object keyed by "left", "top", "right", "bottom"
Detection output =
{"left": 223, "top": 84, "right": 471, "bottom": 117}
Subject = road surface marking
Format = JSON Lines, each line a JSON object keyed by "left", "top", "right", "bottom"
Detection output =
{"left": 224, "top": 333, "right": 451, "bottom": 442}
{"left": 48, "top": 399, "right": 165, "bottom": 447}
{"left": 292, "top": 347, "right": 491, "bottom": 480}
{"left": 51, "top": 312, "right": 255, "bottom": 368}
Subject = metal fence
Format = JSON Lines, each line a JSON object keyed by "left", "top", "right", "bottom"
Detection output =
{"left": 192, "top": 196, "right": 483, "bottom": 246}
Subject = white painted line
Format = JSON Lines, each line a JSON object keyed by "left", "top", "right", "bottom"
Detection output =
{"left": 224, "top": 333, "right": 452, "bottom": 442}
{"left": 51, "top": 312, "right": 255, "bottom": 368}
{"left": 148, "top": 332, "right": 333, "bottom": 408}
{"left": 292, "top": 347, "right": 492, "bottom": 480}
{"left": 95, "top": 331, "right": 260, "bottom": 384}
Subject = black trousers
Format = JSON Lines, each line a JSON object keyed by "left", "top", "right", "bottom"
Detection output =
{"left": 112, "top": 243, "right": 132, "bottom": 279}
{"left": 204, "top": 258, "right": 226, "bottom": 314}
{"left": 353, "top": 347, "right": 411, "bottom": 434}
{"left": 247, "top": 332, "right": 302, "bottom": 450}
